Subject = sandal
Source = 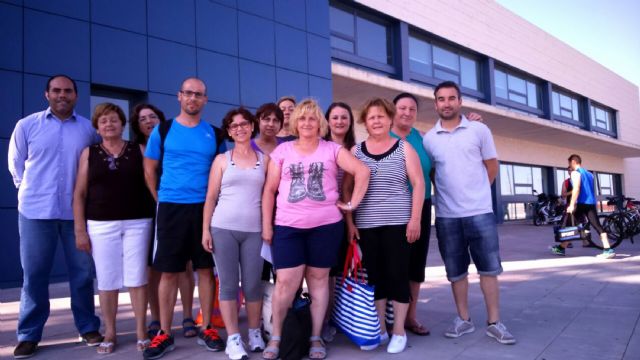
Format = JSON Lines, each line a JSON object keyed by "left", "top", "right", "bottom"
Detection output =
{"left": 309, "top": 336, "right": 326, "bottom": 359}
{"left": 262, "top": 336, "right": 280, "bottom": 360}
{"left": 405, "top": 321, "right": 431, "bottom": 336}
{"left": 136, "top": 339, "right": 151, "bottom": 351}
{"left": 182, "top": 318, "right": 198, "bottom": 338}
{"left": 147, "top": 320, "right": 161, "bottom": 339}
{"left": 96, "top": 341, "right": 115, "bottom": 354}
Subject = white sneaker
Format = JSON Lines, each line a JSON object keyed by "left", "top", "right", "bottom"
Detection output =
{"left": 248, "top": 328, "right": 265, "bottom": 352}
{"left": 360, "top": 331, "right": 388, "bottom": 351}
{"left": 386, "top": 334, "right": 407, "bottom": 354}
{"left": 225, "top": 335, "right": 248, "bottom": 360}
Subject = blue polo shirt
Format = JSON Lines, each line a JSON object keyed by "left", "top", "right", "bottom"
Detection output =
{"left": 423, "top": 116, "right": 498, "bottom": 218}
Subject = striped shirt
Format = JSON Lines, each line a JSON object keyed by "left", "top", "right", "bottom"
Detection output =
{"left": 354, "top": 139, "right": 412, "bottom": 229}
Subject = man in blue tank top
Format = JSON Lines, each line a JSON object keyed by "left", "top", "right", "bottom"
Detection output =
{"left": 551, "top": 154, "right": 615, "bottom": 258}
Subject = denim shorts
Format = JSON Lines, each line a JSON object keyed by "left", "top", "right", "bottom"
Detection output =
{"left": 435, "top": 212, "right": 503, "bottom": 282}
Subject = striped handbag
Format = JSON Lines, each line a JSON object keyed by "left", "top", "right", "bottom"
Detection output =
{"left": 331, "top": 242, "right": 381, "bottom": 347}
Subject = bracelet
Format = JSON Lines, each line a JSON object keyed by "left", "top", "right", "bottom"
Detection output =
{"left": 347, "top": 201, "right": 353, "bottom": 210}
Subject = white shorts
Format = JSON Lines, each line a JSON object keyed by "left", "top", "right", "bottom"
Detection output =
{"left": 88, "top": 218, "right": 153, "bottom": 291}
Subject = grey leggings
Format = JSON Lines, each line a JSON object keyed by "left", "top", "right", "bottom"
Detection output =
{"left": 211, "top": 227, "right": 264, "bottom": 302}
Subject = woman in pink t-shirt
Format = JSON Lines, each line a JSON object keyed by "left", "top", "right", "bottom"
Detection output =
{"left": 261, "top": 99, "right": 369, "bottom": 359}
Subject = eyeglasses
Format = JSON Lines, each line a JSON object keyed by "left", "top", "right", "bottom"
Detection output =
{"left": 228, "top": 121, "right": 251, "bottom": 131}
{"left": 180, "top": 90, "right": 206, "bottom": 99}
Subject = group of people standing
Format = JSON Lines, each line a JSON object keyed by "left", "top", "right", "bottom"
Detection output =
{"left": 9, "top": 74, "right": 516, "bottom": 360}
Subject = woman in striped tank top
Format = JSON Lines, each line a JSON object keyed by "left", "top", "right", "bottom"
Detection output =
{"left": 344, "top": 98, "right": 425, "bottom": 354}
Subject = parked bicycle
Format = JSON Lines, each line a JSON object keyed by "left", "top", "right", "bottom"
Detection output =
{"left": 591, "top": 195, "right": 640, "bottom": 249}
{"left": 532, "top": 190, "right": 564, "bottom": 226}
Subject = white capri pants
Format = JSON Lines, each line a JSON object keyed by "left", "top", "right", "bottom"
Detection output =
{"left": 87, "top": 218, "right": 153, "bottom": 291}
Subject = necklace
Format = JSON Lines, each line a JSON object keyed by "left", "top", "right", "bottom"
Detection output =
{"left": 99, "top": 141, "right": 127, "bottom": 170}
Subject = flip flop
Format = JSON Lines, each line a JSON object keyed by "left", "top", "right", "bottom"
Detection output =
{"left": 97, "top": 341, "right": 115, "bottom": 354}
{"left": 137, "top": 339, "right": 151, "bottom": 351}
{"left": 262, "top": 336, "right": 280, "bottom": 360}
{"left": 309, "top": 336, "right": 327, "bottom": 359}
{"left": 405, "top": 322, "right": 431, "bottom": 336}
{"left": 182, "top": 318, "right": 198, "bottom": 338}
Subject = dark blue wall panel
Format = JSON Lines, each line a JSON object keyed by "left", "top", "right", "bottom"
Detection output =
{"left": 0, "top": 70, "right": 22, "bottom": 139}
{"left": 211, "top": 0, "right": 236, "bottom": 7}
{"left": 196, "top": 0, "right": 238, "bottom": 56}
{"left": 24, "top": 10, "right": 90, "bottom": 81}
{"left": 239, "top": 60, "right": 276, "bottom": 108}
{"left": 23, "top": 74, "right": 91, "bottom": 121}
{"left": 197, "top": 49, "right": 240, "bottom": 105}
{"left": 148, "top": 38, "right": 197, "bottom": 95}
{"left": 238, "top": 12, "right": 275, "bottom": 65}
{"left": 309, "top": 76, "right": 332, "bottom": 110}
{"left": 275, "top": 24, "right": 308, "bottom": 73}
{"left": 91, "top": 0, "right": 146, "bottom": 34}
{"left": 147, "top": 92, "right": 180, "bottom": 120}
{"left": 202, "top": 102, "right": 234, "bottom": 127}
{"left": 275, "top": 0, "right": 306, "bottom": 30}
{"left": 0, "top": 3, "right": 22, "bottom": 71}
{"left": 92, "top": 25, "right": 148, "bottom": 91}
{"left": 0, "top": 139, "right": 18, "bottom": 208}
{"left": 307, "top": 34, "right": 331, "bottom": 79}
{"left": 148, "top": 0, "right": 195, "bottom": 45}
{"left": 237, "top": 0, "right": 273, "bottom": 18}
{"left": 306, "top": 0, "right": 330, "bottom": 38}
{"left": 24, "top": 0, "right": 89, "bottom": 20}
{"left": 0, "top": 208, "right": 21, "bottom": 288}
{"left": 277, "top": 68, "right": 309, "bottom": 100}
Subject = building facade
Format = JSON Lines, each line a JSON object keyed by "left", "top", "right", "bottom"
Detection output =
{"left": 1, "top": 0, "right": 638, "bottom": 287}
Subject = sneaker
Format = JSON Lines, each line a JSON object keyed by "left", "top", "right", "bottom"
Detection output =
{"left": 143, "top": 331, "right": 175, "bottom": 359}
{"left": 225, "top": 335, "right": 248, "bottom": 360}
{"left": 197, "top": 325, "right": 225, "bottom": 352}
{"left": 596, "top": 248, "right": 615, "bottom": 259}
{"left": 444, "top": 316, "right": 475, "bottom": 338}
{"left": 386, "top": 334, "right": 407, "bottom": 354}
{"left": 248, "top": 328, "right": 265, "bottom": 352}
{"left": 550, "top": 245, "right": 566, "bottom": 256}
{"left": 79, "top": 331, "right": 104, "bottom": 346}
{"left": 360, "top": 331, "right": 389, "bottom": 351}
{"left": 486, "top": 322, "right": 516, "bottom": 345}
{"left": 14, "top": 341, "right": 38, "bottom": 359}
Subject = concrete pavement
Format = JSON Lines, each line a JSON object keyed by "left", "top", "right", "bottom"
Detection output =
{"left": 1, "top": 222, "right": 639, "bottom": 359}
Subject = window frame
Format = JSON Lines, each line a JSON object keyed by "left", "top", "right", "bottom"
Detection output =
{"left": 551, "top": 88, "right": 584, "bottom": 126}
{"left": 589, "top": 102, "right": 617, "bottom": 137}
{"left": 329, "top": 1, "right": 396, "bottom": 74}
{"left": 407, "top": 30, "right": 484, "bottom": 99}
{"left": 494, "top": 66, "right": 544, "bottom": 116}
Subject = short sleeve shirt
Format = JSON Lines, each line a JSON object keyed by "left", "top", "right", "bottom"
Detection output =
{"left": 270, "top": 139, "right": 342, "bottom": 229}
{"left": 145, "top": 119, "right": 218, "bottom": 204}
{"left": 423, "top": 116, "right": 497, "bottom": 218}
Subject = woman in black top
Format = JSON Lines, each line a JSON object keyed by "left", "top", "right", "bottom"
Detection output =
{"left": 73, "top": 103, "right": 155, "bottom": 354}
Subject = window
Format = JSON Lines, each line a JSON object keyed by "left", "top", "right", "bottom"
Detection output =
{"left": 552, "top": 90, "right": 581, "bottom": 122}
{"left": 596, "top": 172, "right": 615, "bottom": 196}
{"left": 494, "top": 68, "right": 541, "bottom": 113}
{"left": 590, "top": 103, "right": 615, "bottom": 134}
{"left": 500, "top": 164, "right": 544, "bottom": 196}
{"left": 408, "top": 34, "right": 480, "bottom": 91}
{"left": 555, "top": 168, "right": 570, "bottom": 196}
{"left": 329, "top": 3, "right": 392, "bottom": 66}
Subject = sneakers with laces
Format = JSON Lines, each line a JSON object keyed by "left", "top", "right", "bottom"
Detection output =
{"left": 248, "top": 328, "right": 265, "bottom": 352}
{"left": 445, "top": 316, "right": 475, "bottom": 338}
{"left": 225, "top": 334, "right": 248, "bottom": 360}
{"left": 386, "top": 333, "right": 407, "bottom": 354}
{"left": 13, "top": 341, "right": 38, "bottom": 359}
{"left": 550, "top": 245, "right": 566, "bottom": 256}
{"left": 197, "top": 325, "right": 225, "bottom": 352}
{"left": 486, "top": 322, "right": 516, "bottom": 344}
{"left": 143, "top": 330, "right": 175, "bottom": 360}
{"left": 596, "top": 248, "right": 615, "bottom": 259}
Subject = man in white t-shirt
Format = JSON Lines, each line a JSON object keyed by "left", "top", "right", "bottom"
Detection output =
{"left": 423, "top": 81, "right": 515, "bottom": 345}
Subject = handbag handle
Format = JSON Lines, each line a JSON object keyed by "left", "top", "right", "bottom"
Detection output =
{"left": 340, "top": 241, "right": 365, "bottom": 285}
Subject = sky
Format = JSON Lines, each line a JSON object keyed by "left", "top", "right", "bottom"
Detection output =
{"left": 496, "top": 0, "right": 640, "bottom": 88}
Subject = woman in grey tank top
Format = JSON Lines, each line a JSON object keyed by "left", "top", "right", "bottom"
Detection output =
{"left": 202, "top": 108, "right": 269, "bottom": 359}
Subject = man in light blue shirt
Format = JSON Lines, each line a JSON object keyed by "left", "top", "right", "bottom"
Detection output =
{"left": 423, "top": 81, "right": 515, "bottom": 345}
{"left": 8, "top": 75, "right": 103, "bottom": 358}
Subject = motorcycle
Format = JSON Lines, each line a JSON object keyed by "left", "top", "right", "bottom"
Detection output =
{"left": 532, "top": 190, "right": 564, "bottom": 226}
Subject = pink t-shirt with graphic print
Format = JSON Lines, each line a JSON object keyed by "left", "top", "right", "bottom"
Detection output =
{"left": 270, "top": 139, "right": 343, "bottom": 229}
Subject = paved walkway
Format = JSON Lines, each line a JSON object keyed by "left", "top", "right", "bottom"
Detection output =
{"left": 1, "top": 222, "right": 639, "bottom": 359}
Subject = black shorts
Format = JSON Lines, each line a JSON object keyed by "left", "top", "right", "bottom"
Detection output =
{"left": 408, "top": 198, "right": 432, "bottom": 283}
{"left": 152, "top": 202, "right": 214, "bottom": 273}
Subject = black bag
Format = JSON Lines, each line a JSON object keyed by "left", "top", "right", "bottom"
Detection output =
{"left": 554, "top": 214, "right": 588, "bottom": 242}
{"left": 280, "top": 290, "right": 312, "bottom": 360}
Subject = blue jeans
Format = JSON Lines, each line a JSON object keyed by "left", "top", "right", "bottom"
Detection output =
{"left": 435, "top": 212, "right": 503, "bottom": 282}
{"left": 17, "top": 214, "right": 100, "bottom": 342}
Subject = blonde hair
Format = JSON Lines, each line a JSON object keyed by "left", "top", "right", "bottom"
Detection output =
{"left": 289, "top": 98, "right": 329, "bottom": 137}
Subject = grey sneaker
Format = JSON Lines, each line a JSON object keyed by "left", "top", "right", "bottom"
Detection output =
{"left": 486, "top": 322, "right": 516, "bottom": 345}
{"left": 444, "top": 316, "right": 475, "bottom": 338}
{"left": 596, "top": 248, "right": 615, "bottom": 259}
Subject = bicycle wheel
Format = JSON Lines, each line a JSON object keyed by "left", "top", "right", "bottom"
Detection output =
{"left": 592, "top": 214, "right": 624, "bottom": 249}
